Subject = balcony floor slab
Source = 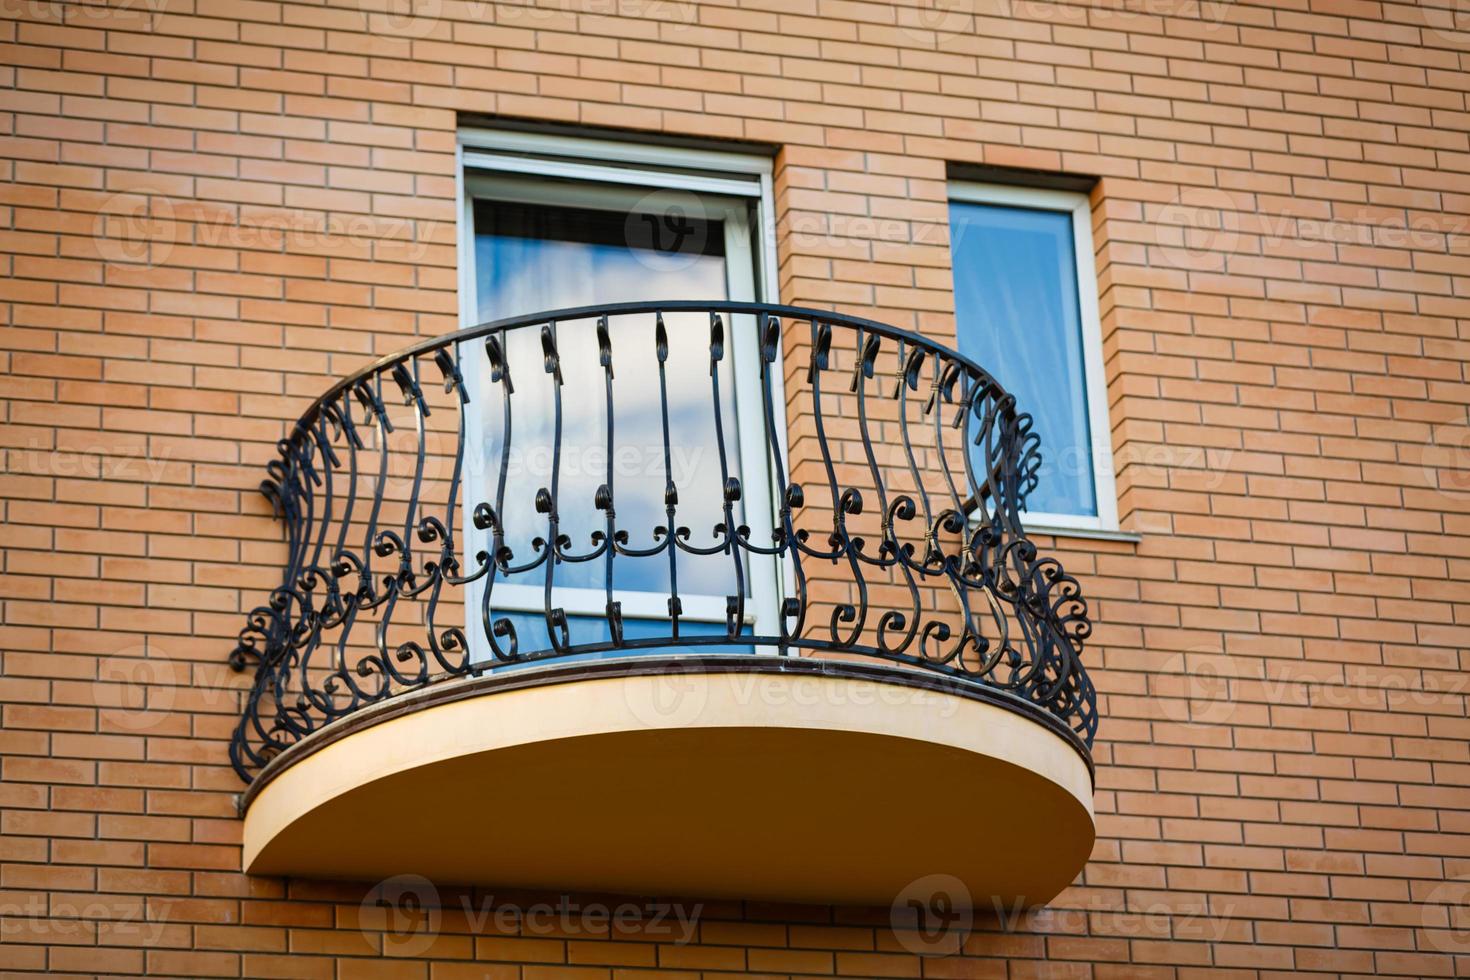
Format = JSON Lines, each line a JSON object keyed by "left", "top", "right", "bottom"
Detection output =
{"left": 243, "top": 656, "right": 1094, "bottom": 907}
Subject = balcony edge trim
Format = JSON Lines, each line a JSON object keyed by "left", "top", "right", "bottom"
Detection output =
{"left": 237, "top": 654, "right": 1094, "bottom": 814}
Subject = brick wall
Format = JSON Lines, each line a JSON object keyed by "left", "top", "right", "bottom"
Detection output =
{"left": 4, "top": 0, "right": 1470, "bottom": 976}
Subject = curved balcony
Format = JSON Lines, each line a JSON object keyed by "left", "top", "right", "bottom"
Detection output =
{"left": 230, "top": 301, "right": 1098, "bottom": 906}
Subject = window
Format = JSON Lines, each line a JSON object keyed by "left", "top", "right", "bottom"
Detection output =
{"left": 947, "top": 183, "right": 1117, "bottom": 533}
{"left": 456, "top": 129, "right": 782, "bottom": 661}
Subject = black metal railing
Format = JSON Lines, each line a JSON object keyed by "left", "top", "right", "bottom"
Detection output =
{"left": 229, "top": 302, "right": 1097, "bottom": 782}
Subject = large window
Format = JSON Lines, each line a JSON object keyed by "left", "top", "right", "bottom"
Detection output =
{"left": 948, "top": 183, "right": 1117, "bottom": 533}
{"left": 457, "top": 129, "right": 782, "bottom": 661}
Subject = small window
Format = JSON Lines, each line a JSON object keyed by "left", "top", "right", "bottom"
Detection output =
{"left": 948, "top": 183, "right": 1117, "bottom": 533}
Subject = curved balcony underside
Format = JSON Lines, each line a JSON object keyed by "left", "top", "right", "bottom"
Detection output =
{"left": 243, "top": 656, "right": 1095, "bottom": 907}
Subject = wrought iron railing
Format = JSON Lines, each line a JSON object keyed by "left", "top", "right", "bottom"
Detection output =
{"left": 229, "top": 302, "right": 1096, "bottom": 782}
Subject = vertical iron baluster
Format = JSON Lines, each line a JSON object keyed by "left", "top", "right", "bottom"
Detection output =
{"left": 367, "top": 360, "right": 432, "bottom": 688}
{"left": 756, "top": 313, "right": 805, "bottom": 648}
{"left": 959, "top": 376, "right": 987, "bottom": 525}
{"left": 927, "top": 354, "right": 982, "bottom": 672}
{"left": 278, "top": 439, "right": 314, "bottom": 703}
{"left": 480, "top": 334, "right": 519, "bottom": 662}
{"left": 271, "top": 441, "right": 310, "bottom": 734}
{"left": 358, "top": 374, "right": 391, "bottom": 608}
{"left": 993, "top": 394, "right": 1030, "bottom": 540}
{"left": 327, "top": 396, "right": 362, "bottom": 692}
{"left": 807, "top": 319, "right": 865, "bottom": 647}
{"left": 708, "top": 313, "right": 745, "bottom": 639}
{"left": 595, "top": 317, "right": 623, "bottom": 646}
{"left": 280, "top": 437, "right": 314, "bottom": 716}
{"left": 930, "top": 357, "right": 968, "bottom": 519}
{"left": 996, "top": 399, "right": 1030, "bottom": 586}
{"left": 367, "top": 360, "right": 435, "bottom": 689}
{"left": 955, "top": 374, "right": 1004, "bottom": 677}
{"left": 539, "top": 322, "right": 570, "bottom": 652}
{"left": 291, "top": 413, "right": 342, "bottom": 718}
{"left": 894, "top": 341, "right": 934, "bottom": 563}
{"left": 852, "top": 331, "right": 920, "bottom": 658}
{"left": 332, "top": 372, "right": 393, "bottom": 706}
{"left": 305, "top": 415, "right": 338, "bottom": 576}
{"left": 653, "top": 314, "right": 682, "bottom": 638}
{"left": 286, "top": 436, "right": 315, "bottom": 593}
{"left": 422, "top": 348, "right": 470, "bottom": 673}
{"left": 370, "top": 363, "right": 418, "bottom": 694}
{"left": 392, "top": 358, "right": 430, "bottom": 594}
{"left": 332, "top": 394, "right": 363, "bottom": 568}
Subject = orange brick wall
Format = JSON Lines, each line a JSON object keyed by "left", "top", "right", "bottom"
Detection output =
{"left": 4, "top": 0, "right": 1470, "bottom": 976}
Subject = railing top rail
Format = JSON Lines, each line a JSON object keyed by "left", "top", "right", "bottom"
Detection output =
{"left": 291, "top": 300, "right": 1013, "bottom": 436}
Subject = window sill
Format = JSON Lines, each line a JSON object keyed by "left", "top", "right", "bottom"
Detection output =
{"left": 965, "top": 513, "right": 1142, "bottom": 544}
{"left": 1022, "top": 523, "right": 1142, "bottom": 544}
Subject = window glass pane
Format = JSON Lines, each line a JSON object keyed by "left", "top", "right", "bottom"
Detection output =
{"left": 474, "top": 199, "right": 728, "bottom": 318}
{"left": 948, "top": 200, "right": 1097, "bottom": 518}
{"left": 471, "top": 197, "right": 745, "bottom": 603}
{"left": 489, "top": 611, "right": 752, "bottom": 660}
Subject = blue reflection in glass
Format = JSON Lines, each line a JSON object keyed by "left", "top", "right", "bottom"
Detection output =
{"left": 949, "top": 201, "right": 1097, "bottom": 518}
{"left": 491, "top": 612, "right": 753, "bottom": 662}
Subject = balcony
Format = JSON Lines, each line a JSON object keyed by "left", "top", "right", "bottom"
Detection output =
{"left": 230, "top": 301, "right": 1098, "bottom": 907}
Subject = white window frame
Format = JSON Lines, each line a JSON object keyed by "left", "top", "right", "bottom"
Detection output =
{"left": 948, "top": 182, "right": 1119, "bottom": 536}
{"left": 454, "top": 128, "right": 787, "bottom": 656}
